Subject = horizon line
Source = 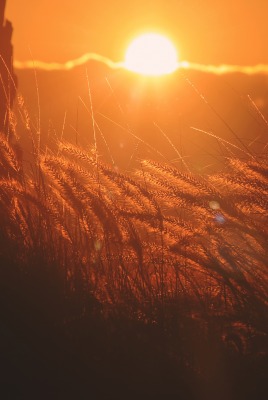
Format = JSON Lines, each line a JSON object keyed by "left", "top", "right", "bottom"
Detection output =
{"left": 13, "top": 52, "right": 268, "bottom": 76}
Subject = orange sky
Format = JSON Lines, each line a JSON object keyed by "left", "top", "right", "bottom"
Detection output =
{"left": 6, "top": 1, "right": 268, "bottom": 66}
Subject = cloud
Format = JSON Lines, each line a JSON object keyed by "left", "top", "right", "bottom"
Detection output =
{"left": 14, "top": 53, "right": 124, "bottom": 71}
{"left": 14, "top": 52, "right": 268, "bottom": 76}
{"left": 179, "top": 61, "right": 268, "bottom": 75}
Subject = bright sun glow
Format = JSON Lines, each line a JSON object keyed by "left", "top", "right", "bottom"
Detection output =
{"left": 124, "top": 33, "right": 179, "bottom": 76}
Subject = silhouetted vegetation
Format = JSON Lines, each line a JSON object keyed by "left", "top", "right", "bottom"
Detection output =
{"left": 0, "top": 95, "right": 267, "bottom": 399}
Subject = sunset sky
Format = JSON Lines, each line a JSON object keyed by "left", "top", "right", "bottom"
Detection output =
{"left": 6, "top": 0, "right": 268, "bottom": 66}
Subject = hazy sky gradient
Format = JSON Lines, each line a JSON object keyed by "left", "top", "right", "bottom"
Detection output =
{"left": 6, "top": 1, "right": 268, "bottom": 65}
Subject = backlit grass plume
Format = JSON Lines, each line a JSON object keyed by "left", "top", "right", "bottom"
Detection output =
{"left": 1, "top": 127, "right": 267, "bottom": 318}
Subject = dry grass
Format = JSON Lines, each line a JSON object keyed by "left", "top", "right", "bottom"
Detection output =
{"left": 0, "top": 97, "right": 268, "bottom": 398}
{"left": 1, "top": 118, "right": 268, "bottom": 315}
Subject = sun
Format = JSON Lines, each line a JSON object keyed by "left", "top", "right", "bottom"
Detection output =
{"left": 124, "top": 33, "right": 179, "bottom": 76}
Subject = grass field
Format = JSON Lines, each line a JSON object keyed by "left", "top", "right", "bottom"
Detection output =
{"left": 0, "top": 96, "right": 268, "bottom": 399}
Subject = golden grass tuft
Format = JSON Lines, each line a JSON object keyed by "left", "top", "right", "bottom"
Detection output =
{"left": 0, "top": 123, "right": 267, "bottom": 320}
